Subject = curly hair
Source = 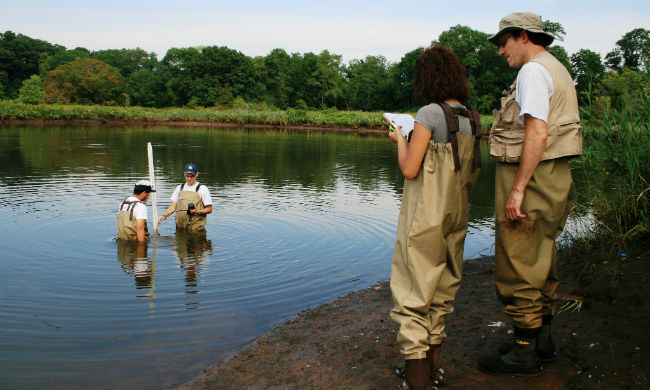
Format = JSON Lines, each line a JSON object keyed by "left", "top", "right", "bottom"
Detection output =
{"left": 413, "top": 46, "right": 471, "bottom": 105}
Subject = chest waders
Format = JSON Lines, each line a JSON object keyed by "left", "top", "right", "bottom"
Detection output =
{"left": 116, "top": 199, "right": 149, "bottom": 241}
{"left": 390, "top": 103, "right": 481, "bottom": 359}
{"left": 490, "top": 51, "right": 581, "bottom": 330}
{"left": 175, "top": 182, "right": 207, "bottom": 232}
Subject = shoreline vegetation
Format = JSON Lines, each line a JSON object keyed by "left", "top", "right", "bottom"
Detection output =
{"left": 0, "top": 100, "right": 495, "bottom": 133}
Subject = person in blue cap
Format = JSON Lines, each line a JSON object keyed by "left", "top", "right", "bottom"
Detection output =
{"left": 158, "top": 163, "right": 213, "bottom": 232}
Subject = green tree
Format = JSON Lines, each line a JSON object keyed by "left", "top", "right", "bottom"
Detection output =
{"left": 39, "top": 47, "right": 90, "bottom": 75}
{"left": 43, "top": 57, "right": 127, "bottom": 105}
{"left": 434, "top": 25, "right": 517, "bottom": 112}
{"left": 542, "top": 20, "right": 566, "bottom": 41}
{"left": 160, "top": 47, "right": 201, "bottom": 106}
{"left": 605, "top": 28, "right": 650, "bottom": 72}
{"left": 594, "top": 67, "right": 649, "bottom": 109}
{"left": 248, "top": 56, "right": 269, "bottom": 106}
{"left": 91, "top": 48, "right": 158, "bottom": 78}
{"left": 286, "top": 52, "right": 320, "bottom": 108}
{"left": 185, "top": 46, "right": 255, "bottom": 107}
{"left": 386, "top": 48, "right": 421, "bottom": 110}
{"left": 18, "top": 74, "right": 45, "bottom": 104}
{"left": 344, "top": 55, "right": 391, "bottom": 111}
{"left": 0, "top": 31, "right": 63, "bottom": 98}
{"left": 261, "top": 49, "right": 292, "bottom": 108}
{"left": 315, "top": 50, "right": 345, "bottom": 108}
{"left": 128, "top": 68, "right": 170, "bottom": 107}
{"left": 571, "top": 49, "right": 605, "bottom": 102}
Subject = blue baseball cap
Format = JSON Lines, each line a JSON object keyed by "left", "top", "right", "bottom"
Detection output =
{"left": 184, "top": 163, "right": 198, "bottom": 175}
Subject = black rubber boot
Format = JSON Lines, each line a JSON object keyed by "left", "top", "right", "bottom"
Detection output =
{"left": 499, "top": 316, "right": 556, "bottom": 361}
{"left": 479, "top": 327, "right": 542, "bottom": 376}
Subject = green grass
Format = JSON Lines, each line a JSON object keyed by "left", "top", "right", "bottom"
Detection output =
{"left": 0, "top": 101, "right": 389, "bottom": 129}
{"left": 0, "top": 100, "right": 494, "bottom": 133}
{"left": 574, "top": 89, "right": 650, "bottom": 243}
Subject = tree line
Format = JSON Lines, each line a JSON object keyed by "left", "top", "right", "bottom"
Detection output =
{"left": 1, "top": 25, "right": 648, "bottom": 113}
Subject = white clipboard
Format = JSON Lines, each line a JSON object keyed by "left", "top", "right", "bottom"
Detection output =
{"left": 383, "top": 113, "right": 414, "bottom": 138}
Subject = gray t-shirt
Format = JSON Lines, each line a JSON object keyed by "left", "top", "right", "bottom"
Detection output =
{"left": 415, "top": 102, "right": 472, "bottom": 143}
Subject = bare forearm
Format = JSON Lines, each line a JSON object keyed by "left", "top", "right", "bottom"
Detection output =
{"left": 162, "top": 203, "right": 176, "bottom": 217}
{"left": 505, "top": 115, "right": 548, "bottom": 221}
{"left": 394, "top": 123, "right": 430, "bottom": 180}
{"left": 136, "top": 220, "right": 146, "bottom": 242}
{"left": 158, "top": 202, "right": 177, "bottom": 224}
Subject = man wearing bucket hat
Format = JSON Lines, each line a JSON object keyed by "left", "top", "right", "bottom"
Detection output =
{"left": 117, "top": 180, "right": 156, "bottom": 242}
{"left": 479, "top": 12, "right": 582, "bottom": 375}
{"left": 158, "top": 163, "right": 213, "bottom": 232}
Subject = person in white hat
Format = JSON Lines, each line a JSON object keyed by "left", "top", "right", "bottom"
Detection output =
{"left": 116, "top": 180, "right": 156, "bottom": 242}
{"left": 479, "top": 12, "right": 582, "bottom": 376}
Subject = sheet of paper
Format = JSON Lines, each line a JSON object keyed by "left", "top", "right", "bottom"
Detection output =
{"left": 383, "top": 113, "right": 414, "bottom": 138}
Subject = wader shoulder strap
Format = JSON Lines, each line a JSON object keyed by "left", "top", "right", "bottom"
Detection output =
{"left": 119, "top": 198, "right": 140, "bottom": 220}
{"left": 467, "top": 108, "right": 482, "bottom": 169}
{"left": 439, "top": 103, "right": 482, "bottom": 171}
{"left": 180, "top": 182, "right": 201, "bottom": 192}
{"left": 439, "top": 102, "right": 463, "bottom": 171}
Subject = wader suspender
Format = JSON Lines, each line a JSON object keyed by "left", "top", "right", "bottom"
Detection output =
{"left": 180, "top": 183, "right": 202, "bottom": 192}
{"left": 438, "top": 103, "right": 482, "bottom": 171}
{"left": 118, "top": 199, "right": 139, "bottom": 220}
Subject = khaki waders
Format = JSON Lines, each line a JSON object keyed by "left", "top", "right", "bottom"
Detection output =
{"left": 390, "top": 132, "right": 480, "bottom": 359}
{"left": 175, "top": 183, "right": 207, "bottom": 232}
{"left": 494, "top": 159, "right": 574, "bottom": 329}
{"left": 116, "top": 199, "right": 149, "bottom": 241}
{"left": 489, "top": 51, "right": 582, "bottom": 330}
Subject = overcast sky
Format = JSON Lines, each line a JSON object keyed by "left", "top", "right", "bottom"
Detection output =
{"left": 3, "top": 0, "right": 649, "bottom": 64}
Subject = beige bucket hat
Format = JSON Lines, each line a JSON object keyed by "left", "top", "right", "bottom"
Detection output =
{"left": 488, "top": 12, "right": 555, "bottom": 46}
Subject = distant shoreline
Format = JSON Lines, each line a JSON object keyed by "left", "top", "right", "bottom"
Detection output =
{"left": 0, "top": 118, "right": 389, "bottom": 135}
{"left": 0, "top": 101, "right": 495, "bottom": 134}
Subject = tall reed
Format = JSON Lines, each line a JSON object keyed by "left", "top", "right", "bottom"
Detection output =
{"left": 576, "top": 89, "right": 650, "bottom": 244}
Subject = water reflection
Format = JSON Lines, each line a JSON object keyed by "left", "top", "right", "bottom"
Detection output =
{"left": 173, "top": 231, "right": 213, "bottom": 307}
{"left": 116, "top": 240, "right": 154, "bottom": 290}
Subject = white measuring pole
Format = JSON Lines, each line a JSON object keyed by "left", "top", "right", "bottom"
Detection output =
{"left": 147, "top": 142, "right": 159, "bottom": 234}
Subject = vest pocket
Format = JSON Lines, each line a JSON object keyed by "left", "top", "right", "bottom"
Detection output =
{"left": 489, "top": 128, "right": 526, "bottom": 163}
{"left": 500, "top": 96, "right": 520, "bottom": 126}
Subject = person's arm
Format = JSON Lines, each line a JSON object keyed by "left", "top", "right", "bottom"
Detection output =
{"left": 505, "top": 114, "right": 547, "bottom": 221}
{"left": 135, "top": 219, "right": 147, "bottom": 242}
{"left": 158, "top": 201, "right": 177, "bottom": 224}
{"left": 388, "top": 123, "right": 431, "bottom": 179}
{"left": 190, "top": 205, "right": 212, "bottom": 215}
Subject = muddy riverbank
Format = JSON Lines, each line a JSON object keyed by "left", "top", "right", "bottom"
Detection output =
{"left": 183, "top": 250, "right": 649, "bottom": 390}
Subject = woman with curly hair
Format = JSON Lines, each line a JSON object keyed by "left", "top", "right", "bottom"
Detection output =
{"left": 388, "top": 46, "right": 482, "bottom": 390}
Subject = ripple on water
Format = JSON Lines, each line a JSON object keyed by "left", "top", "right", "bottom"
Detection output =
{"left": 0, "top": 127, "right": 504, "bottom": 390}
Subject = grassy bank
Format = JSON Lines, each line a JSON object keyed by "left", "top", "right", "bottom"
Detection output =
{"left": 0, "top": 100, "right": 387, "bottom": 128}
{"left": 564, "top": 90, "right": 650, "bottom": 296}
{"left": 576, "top": 90, "right": 649, "bottom": 243}
{"left": 0, "top": 100, "right": 496, "bottom": 131}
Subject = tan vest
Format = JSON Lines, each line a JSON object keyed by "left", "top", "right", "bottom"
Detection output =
{"left": 489, "top": 50, "right": 583, "bottom": 163}
{"left": 116, "top": 198, "right": 149, "bottom": 241}
{"left": 175, "top": 183, "right": 207, "bottom": 232}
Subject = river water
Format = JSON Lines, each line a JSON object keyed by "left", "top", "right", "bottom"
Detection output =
{"left": 0, "top": 125, "right": 496, "bottom": 389}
